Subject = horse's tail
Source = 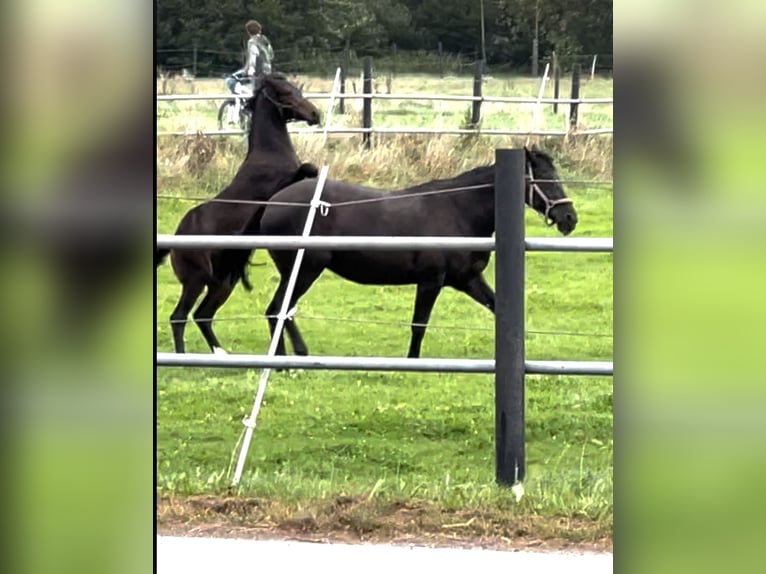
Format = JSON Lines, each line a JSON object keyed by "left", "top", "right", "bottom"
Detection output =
{"left": 235, "top": 252, "right": 268, "bottom": 292}
{"left": 155, "top": 247, "right": 170, "bottom": 268}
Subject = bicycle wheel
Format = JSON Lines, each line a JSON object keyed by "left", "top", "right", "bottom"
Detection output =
{"left": 238, "top": 108, "right": 252, "bottom": 132}
{"left": 217, "top": 99, "right": 237, "bottom": 130}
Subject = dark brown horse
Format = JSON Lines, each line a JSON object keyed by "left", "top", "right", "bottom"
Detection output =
{"left": 156, "top": 73, "right": 320, "bottom": 354}
{"left": 254, "top": 148, "right": 577, "bottom": 358}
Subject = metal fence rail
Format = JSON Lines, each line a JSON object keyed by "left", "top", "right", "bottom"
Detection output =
{"left": 159, "top": 126, "right": 613, "bottom": 137}
{"left": 156, "top": 235, "right": 613, "bottom": 252}
{"left": 156, "top": 92, "right": 614, "bottom": 104}
{"left": 156, "top": 353, "right": 613, "bottom": 376}
{"left": 161, "top": 127, "right": 614, "bottom": 137}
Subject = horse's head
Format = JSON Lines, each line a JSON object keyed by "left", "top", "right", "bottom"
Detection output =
{"left": 247, "top": 73, "right": 321, "bottom": 126}
{"left": 524, "top": 147, "right": 578, "bottom": 235}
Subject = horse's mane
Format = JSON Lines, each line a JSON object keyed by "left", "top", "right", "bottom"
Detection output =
{"left": 528, "top": 148, "right": 554, "bottom": 164}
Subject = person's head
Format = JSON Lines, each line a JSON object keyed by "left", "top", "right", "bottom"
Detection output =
{"left": 245, "top": 20, "right": 262, "bottom": 37}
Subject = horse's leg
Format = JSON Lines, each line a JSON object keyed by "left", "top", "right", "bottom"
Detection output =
{"left": 193, "top": 279, "right": 237, "bottom": 355}
{"left": 169, "top": 278, "right": 206, "bottom": 353}
{"left": 283, "top": 317, "right": 309, "bottom": 356}
{"left": 455, "top": 275, "right": 495, "bottom": 313}
{"left": 265, "top": 265, "right": 323, "bottom": 356}
{"left": 265, "top": 278, "right": 290, "bottom": 356}
{"left": 407, "top": 280, "right": 444, "bottom": 358}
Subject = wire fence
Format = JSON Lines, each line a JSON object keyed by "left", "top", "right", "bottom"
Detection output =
{"left": 156, "top": 88, "right": 613, "bottom": 138}
{"left": 161, "top": 312, "right": 612, "bottom": 339}
{"left": 156, "top": 177, "right": 612, "bottom": 211}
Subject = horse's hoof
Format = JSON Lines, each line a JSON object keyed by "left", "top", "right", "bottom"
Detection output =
{"left": 212, "top": 347, "right": 229, "bottom": 356}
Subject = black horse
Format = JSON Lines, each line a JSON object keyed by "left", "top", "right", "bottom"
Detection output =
{"left": 253, "top": 147, "right": 578, "bottom": 358}
{"left": 156, "top": 73, "right": 321, "bottom": 354}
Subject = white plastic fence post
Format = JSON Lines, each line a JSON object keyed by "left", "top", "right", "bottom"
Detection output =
{"left": 527, "top": 62, "right": 550, "bottom": 146}
{"left": 323, "top": 67, "right": 342, "bottom": 145}
{"left": 230, "top": 165, "right": 330, "bottom": 487}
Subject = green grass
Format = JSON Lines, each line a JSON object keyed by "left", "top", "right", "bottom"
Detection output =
{"left": 156, "top": 74, "right": 613, "bottom": 541}
{"left": 156, "top": 187, "right": 612, "bottom": 537}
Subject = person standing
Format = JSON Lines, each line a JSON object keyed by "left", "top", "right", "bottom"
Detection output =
{"left": 244, "top": 20, "right": 274, "bottom": 76}
{"left": 225, "top": 19, "right": 274, "bottom": 95}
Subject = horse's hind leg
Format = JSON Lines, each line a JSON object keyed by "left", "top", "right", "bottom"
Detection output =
{"left": 170, "top": 278, "right": 206, "bottom": 353}
{"left": 283, "top": 318, "right": 309, "bottom": 355}
{"left": 407, "top": 279, "right": 444, "bottom": 358}
{"left": 265, "top": 264, "right": 323, "bottom": 356}
{"left": 193, "top": 280, "right": 237, "bottom": 354}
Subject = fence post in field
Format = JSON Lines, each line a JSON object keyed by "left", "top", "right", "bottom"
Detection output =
{"left": 494, "top": 148, "right": 526, "bottom": 487}
{"left": 362, "top": 56, "right": 372, "bottom": 149}
{"left": 471, "top": 60, "right": 483, "bottom": 125}
{"left": 192, "top": 42, "right": 198, "bottom": 76}
{"left": 392, "top": 43, "right": 398, "bottom": 77}
{"left": 338, "top": 63, "right": 346, "bottom": 114}
{"left": 569, "top": 64, "right": 581, "bottom": 131}
{"left": 591, "top": 54, "right": 598, "bottom": 79}
{"left": 552, "top": 52, "right": 560, "bottom": 114}
{"left": 438, "top": 41, "right": 444, "bottom": 77}
{"left": 344, "top": 39, "right": 351, "bottom": 73}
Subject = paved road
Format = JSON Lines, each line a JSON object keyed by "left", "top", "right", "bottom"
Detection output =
{"left": 158, "top": 536, "right": 613, "bottom": 573}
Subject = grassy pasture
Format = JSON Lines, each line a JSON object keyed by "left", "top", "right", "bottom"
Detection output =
{"left": 156, "top": 72, "right": 613, "bottom": 137}
{"left": 156, "top": 74, "right": 613, "bottom": 544}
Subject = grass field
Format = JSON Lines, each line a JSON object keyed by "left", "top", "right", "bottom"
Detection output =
{"left": 156, "top": 74, "right": 613, "bottom": 545}
{"left": 157, "top": 72, "right": 613, "bottom": 137}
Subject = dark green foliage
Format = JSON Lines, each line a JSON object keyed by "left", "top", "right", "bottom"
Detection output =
{"left": 156, "top": 0, "right": 612, "bottom": 76}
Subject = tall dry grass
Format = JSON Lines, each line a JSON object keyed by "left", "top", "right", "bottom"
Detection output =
{"left": 157, "top": 132, "right": 612, "bottom": 196}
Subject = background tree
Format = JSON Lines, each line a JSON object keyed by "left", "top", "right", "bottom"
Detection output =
{"left": 156, "top": 0, "right": 612, "bottom": 75}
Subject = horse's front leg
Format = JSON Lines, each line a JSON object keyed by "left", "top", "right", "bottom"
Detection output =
{"left": 456, "top": 275, "right": 495, "bottom": 313}
{"left": 407, "top": 278, "right": 444, "bottom": 358}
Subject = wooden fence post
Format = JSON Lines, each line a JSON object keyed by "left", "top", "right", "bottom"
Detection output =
{"left": 338, "top": 64, "right": 346, "bottom": 115}
{"left": 438, "top": 41, "right": 444, "bottom": 77}
{"left": 552, "top": 52, "right": 560, "bottom": 114}
{"left": 344, "top": 39, "right": 351, "bottom": 71}
{"left": 569, "top": 64, "right": 580, "bottom": 131}
{"left": 392, "top": 43, "right": 397, "bottom": 78}
{"left": 471, "top": 60, "right": 483, "bottom": 125}
{"left": 362, "top": 56, "right": 372, "bottom": 149}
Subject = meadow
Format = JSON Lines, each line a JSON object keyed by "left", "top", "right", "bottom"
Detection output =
{"left": 157, "top": 71, "right": 613, "bottom": 137}
{"left": 156, "top": 73, "right": 613, "bottom": 545}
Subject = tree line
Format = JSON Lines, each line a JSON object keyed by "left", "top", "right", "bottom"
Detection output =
{"left": 156, "top": 0, "right": 612, "bottom": 76}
